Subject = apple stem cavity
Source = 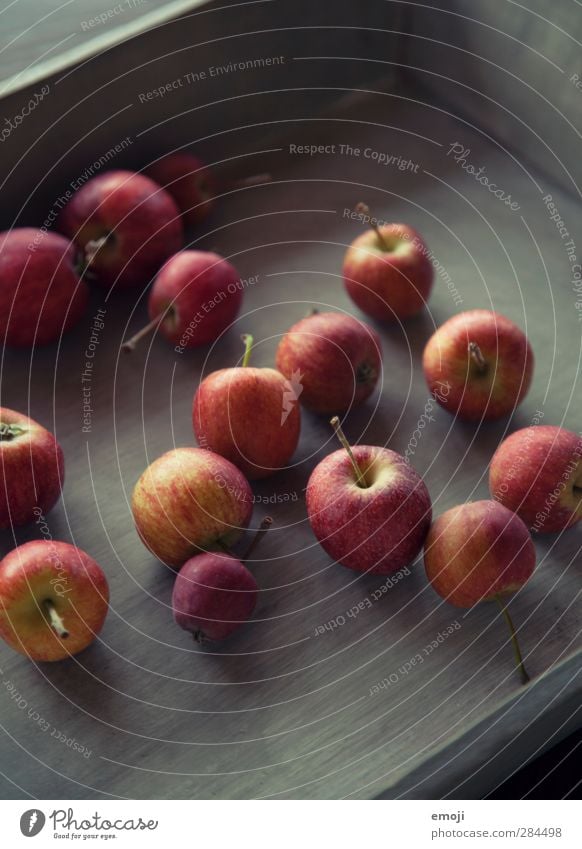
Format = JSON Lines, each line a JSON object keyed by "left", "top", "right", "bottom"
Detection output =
{"left": 42, "top": 599, "right": 69, "bottom": 640}
{"left": 241, "top": 333, "right": 254, "bottom": 367}
{"left": 0, "top": 422, "right": 26, "bottom": 441}
{"left": 121, "top": 310, "right": 170, "bottom": 354}
{"left": 242, "top": 516, "right": 273, "bottom": 563}
{"left": 355, "top": 202, "right": 389, "bottom": 251}
{"left": 495, "top": 594, "right": 530, "bottom": 685}
{"left": 468, "top": 342, "right": 488, "bottom": 375}
{"left": 330, "top": 416, "right": 368, "bottom": 488}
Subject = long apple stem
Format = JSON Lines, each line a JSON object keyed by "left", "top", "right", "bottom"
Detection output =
{"left": 230, "top": 172, "right": 272, "bottom": 190}
{"left": 330, "top": 416, "right": 367, "bottom": 487}
{"left": 242, "top": 516, "right": 273, "bottom": 563}
{"left": 43, "top": 600, "right": 69, "bottom": 639}
{"left": 241, "top": 333, "right": 254, "bottom": 367}
{"left": 468, "top": 342, "right": 487, "bottom": 374}
{"left": 122, "top": 312, "right": 166, "bottom": 354}
{"left": 495, "top": 595, "right": 529, "bottom": 685}
{"left": 355, "top": 202, "right": 389, "bottom": 251}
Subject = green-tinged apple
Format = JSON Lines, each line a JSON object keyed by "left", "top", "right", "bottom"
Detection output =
{"left": 423, "top": 309, "right": 534, "bottom": 420}
{"left": 424, "top": 499, "right": 536, "bottom": 683}
{"left": 0, "top": 540, "right": 109, "bottom": 662}
{"left": 131, "top": 447, "right": 253, "bottom": 567}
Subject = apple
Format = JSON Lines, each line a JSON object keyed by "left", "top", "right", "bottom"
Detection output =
{"left": 424, "top": 499, "right": 536, "bottom": 683}
{"left": 122, "top": 250, "right": 243, "bottom": 353}
{"left": 57, "top": 170, "right": 183, "bottom": 290}
{"left": 275, "top": 311, "right": 382, "bottom": 414}
{"left": 423, "top": 309, "right": 534, "bottom": 420}
{"left": 0, "top": 228, "right": 88, "bottom": 347}
{"left": 146, "top": 152, "right": 270, "bottom": 229}
{"left": 489, "top": 425, "right": 582, "bottom": 533}
{"left": 0, "top": 540, "right": 109, "bottom": 662}
{"left": 306, "top": 418, "right": 432, "bottom": 574}
{"left": 0, "top": 407, "right": 64, "bottom": 529}
{"left": 193, "top": 334, "right": 301, "bottom": 479}
{"left": 343, "top": 204, "right": 434, "bottom": 321}
{"left": 131, "top": 447, "right": 253, "bottom": 567}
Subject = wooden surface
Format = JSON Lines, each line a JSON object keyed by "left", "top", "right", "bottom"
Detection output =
{"left": 0, "top": 66, "right": 581, "bottom": 800}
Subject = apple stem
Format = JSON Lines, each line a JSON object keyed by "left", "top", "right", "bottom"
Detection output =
{"left": 0, "top": 423, "right": 26, "bottom": 441}
{"left": 42, "top": 600, "right": 69, "bottom": 639}
{"left": 355, "top": 202, "right": 389, "bottom": 251}
{"left": 229, "top": 172, "right": 272, "bottom": 191}
{"left": 495, "top": 595, "right": 529, "bottom": 685}
{"left": 330, "top": 416, "right": 367, "bottom": 487}
{"left": 121, "top": 312, "right": 167, "bottom": 354}
{"left": 85, "top": 234, "right": 109, "bottom": 266}
{"left": 241, "top": 333, "right": 254, "bottom": 367}
{"left": 242, "top": 516, "right": 273, "bottom": 563}
{"left": 468, "top": 342, "right": 487, "bottom": 374}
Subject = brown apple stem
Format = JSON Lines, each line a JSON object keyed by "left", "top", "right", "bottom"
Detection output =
{"left": 85, "top": 234, "right": 109, "bottom": 266}
{"left": 330, "top": 416, "right": 367, "bottom": 488}
{"left": 43, "top": 600, "right": 69, "bottom": 639}
{"left": 495, "top": 595, "right": 529, "bottom": 685}
{"left": 355, "top": 202, "right": 389, "bottom": 251}
{"left": 242, "top": 516, "right": 273, "bottom": 563}
{"left": 0, "top": 423, "right": 26, "bottom": 441}
{"left": 241, "top": 333, "right": 254, "bottom": 367}
{"left": 468, "top": 342, "right": 487, "bottom": 374}
{"left": 121, "top": 312, "right": 166, "bottom": 354}
{"left": 229, "top": 172, "right": 272, "bottom": 190}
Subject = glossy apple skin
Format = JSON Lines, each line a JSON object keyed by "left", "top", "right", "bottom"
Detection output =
{"left": 58, "top": 170, "right": 183, "bottom": 290}
{"left": 172, "top": 552, "right": 258, "bottom": 641}
{"left": 146, "top": 153, "right": 216, "bottom": 228}
{"left": 193, "top": 368, "right": 301, "bottom": 480}
{"left": 423, "top": 310, "right": 534, "bottom": 421}
{"left": 0, "top": 228, "right": 88, "bottom": 346}
{"left": 343, "top": 223, "right": 434, "bottom": 321}
{"left": 306, "top": 446, "right": 432, "bottom": 574}
{"left": 0, "top": 407, "right": 64, "bottom": 529}
{"left": 0, "top": 540, "right": 109, "bottom": 661}
{"left": 424, "top": 500, "right": 536, "bottom": 607}
{"left": 275, "top": 311, "right": 382, "bottom": 414}
{"left": 132, "top": 447, "right": 253, "bottom": 567}
{"left": 490, "top": 426, "right": 582, "bottom": 533}
{"left": 149, "top": 250, "right": 242, "bottom": 348}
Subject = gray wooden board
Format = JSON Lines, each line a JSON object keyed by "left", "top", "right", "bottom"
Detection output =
{"left": 0, "top": 85, "right": 580, "bottom": 799}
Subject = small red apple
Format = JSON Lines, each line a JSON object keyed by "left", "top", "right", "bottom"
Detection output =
{"left": 0, "top": 540, "right": 109, "bottom": 662}
{"left": 131, "top": 447, "right": 253, "bottom": 567}
{"left": 0, "top": 228, "right": 88, "bottom": 347}
{"left": 343, "top": 204, "right": 434, "bottom": 321}
{"left": 275, "top": 311, "right": 382, "bottom": 414}
{"left": 58, "top": 170, "right": 183, "bottom": 290}
{"left": 490, "top": 425, "right": 582, "bottom": 533}
{"left": 306, "top": 419, "right": 432, "bottom": 574}
{"left": 423, "top": 309, "right": 534, "bottom": 421}
{"left": 193, "top": 334, "right": 301, "bottom": 480}
{"left": 0, "top": 407, "right": 64, "bottom": 529}
{"left": 122, "top": 250, "right": 243, "bottom": 353}
{"left": 424, "top": 499, "right": 536, "bottom": 683}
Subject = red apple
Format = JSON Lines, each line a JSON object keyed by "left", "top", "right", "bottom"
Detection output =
{"left": 0, "top": 228, "right": 88, "bottom": 346}
{"left": 122, "top": 250, "right": 243, "bottom": 353}
{"left": 0, "top": 540, "right": 109, "bottom": 662}
{"left": 424, "top": 499, "right": 536, "bottom": 683}
{"left": 490, "top": 425, "right": 582, "bottom": 533}
{"left": 306, "top": 419, "right": 432, "bottom": 574}
{"left": 193, "top": 334, "right": 301, "bottom": 479}
{"left": 275, "top": 311, "right": 382, "bottom": 414}
{"left": 172, "top": 552, "right": 258, "bottom": 642}
{"left": 0, "top": 407, "right": 64, "bottom": 529}
{"left": 423, "top": 309, "right": 534, "bottom": 420}
{"left": 146, "top": 153, "right": 217, "bottom": 228}
{"left": 131, "top": 447, "right": 253, "bottom": 567}
{"left": 57, "top": 170, "right": 183, "bottom": 290}
{"left": 343, "top": 205, "right": 433, "bottom": 321}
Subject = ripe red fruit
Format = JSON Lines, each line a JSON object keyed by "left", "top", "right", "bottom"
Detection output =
{"left": 146, "top": 153, "right": 217, "bottom": 229}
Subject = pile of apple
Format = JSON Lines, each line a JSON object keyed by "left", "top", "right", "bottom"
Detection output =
{"left": 0, "top": 157, "right": 580, "bottom": 689}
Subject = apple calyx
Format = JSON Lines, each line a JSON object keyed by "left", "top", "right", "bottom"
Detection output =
{"left": 242, "top": 516, "right": 273, "bottom": 563}
{"left": 495, "top": 594, "right": 529, "bottom": 685}
{"left": 355, "top": 202, "right": 390, "bottom": 252}
{"left": 121, "top": 308, "right": 174, "bottom": 354}
{"left": 241, "top": 333, "right": 254, "bottom": 367}
{"left": 468, "top": 342, "right": 488, "bottom": 375}
{"left": 42, "top": 599, "right": 69, "bottom": 639}
{"left": 0, "top": 422, "right": 26, "bottom": 441}
{"left": 330, "top": 416, "right": 368, "bottom": 488}
{"left": 356, "top": 361, "right": 378, "bottom": 386}
{"left": 85, "top": 234, "right": 111, "bottom": 266}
